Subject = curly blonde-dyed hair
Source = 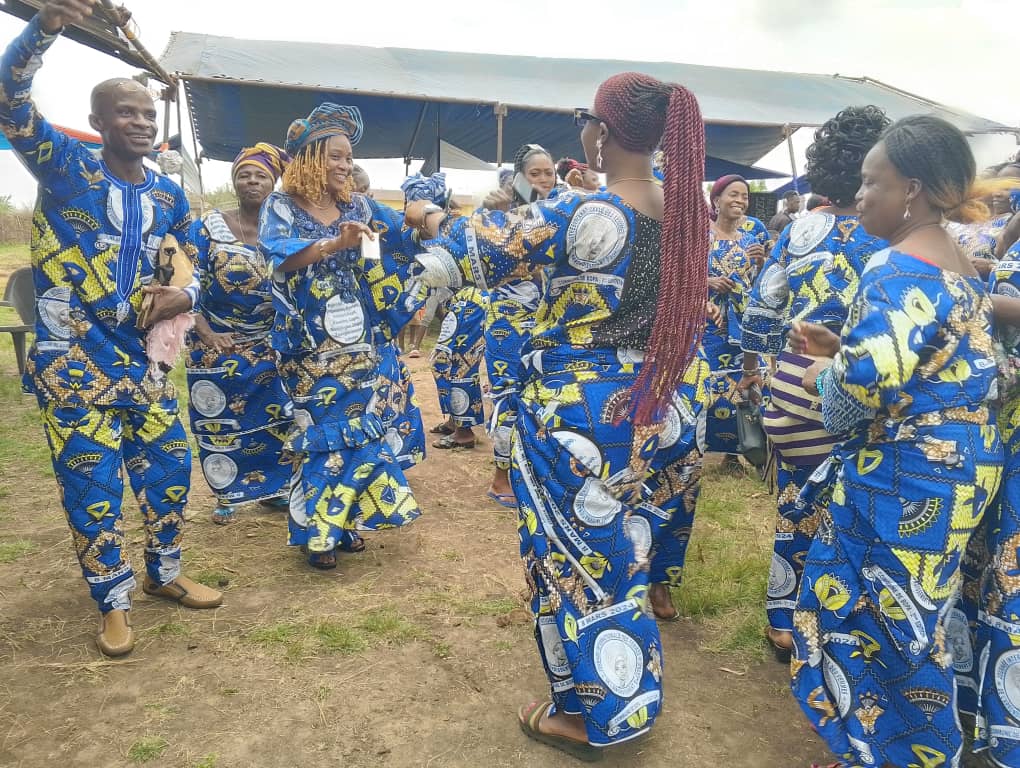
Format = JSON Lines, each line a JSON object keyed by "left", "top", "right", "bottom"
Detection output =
{"left": 282, "top": 140, "right": 354, "bottom": 204}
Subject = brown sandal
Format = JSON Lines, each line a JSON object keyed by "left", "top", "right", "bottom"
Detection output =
{"left": 433, "top": 435, "right": 475, "bottom": 450}
{"left": 517, "top": 701, "right": 602, "bottom": 763}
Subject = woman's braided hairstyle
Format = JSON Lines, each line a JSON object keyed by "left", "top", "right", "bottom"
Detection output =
{"left": 593, "top": 72, "right": 709, "bottom": 426}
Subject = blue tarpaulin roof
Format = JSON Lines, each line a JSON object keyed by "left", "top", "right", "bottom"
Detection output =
{"left": 772, "top": 176, "right": 813, "bottom": 196}
{"left": 159, "top": 33, "right": 1014, "bottom": 173}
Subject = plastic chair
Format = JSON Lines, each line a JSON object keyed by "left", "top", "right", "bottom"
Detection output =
{"left": 0, "top": 267, "right": 34, "bottom": 374}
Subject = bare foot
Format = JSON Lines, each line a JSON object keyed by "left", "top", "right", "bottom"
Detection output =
{"left": 649, "top": 582, "right": 679, "bottom": 620}
{"left": 489, "top": 468, "right": 515, "bottom": 498}
{"left": 533, "top": 705, "right": 588, "bottom": 742}
{"left": 452, "top": 426, "right": 475, "bottom": 446}
{"left": 767, "top": 627, "right": 793, "bottom": 651}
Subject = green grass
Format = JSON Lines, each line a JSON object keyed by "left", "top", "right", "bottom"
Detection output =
{"left": 313, "top": 621, "right": 367, "bottom": 655}
{"left": 245, "top": 608, "right": 429, "bottom": 661}
{"left": 191, "top": 570, "right": 230, "bottom": 588}
{"left": 423, "top": 591, "right": 518, "bottom": 618}
{"left": 0, "top": 374, "right": 54, "bottom": 482}
{"left": 127, "top": 736, "right": 169, "bottom": 763}
{"left": 359, "top": 608, "right": 426, "bottom": 644}
{"left": 193, "top": 755, "right": 218, "bottom": 768}
{"left": 0, "top": 539, "right": 36, "bottom": 563}
{"left": 0, "top": 241, "right": 29, "bottom": 279}
{"left": 431, "top": 640, "right": 453, "bottom": 659}
{"left": 675, "top": 465, "right": 773, "bottom": 657}
{"left": 248, "top": 622, "right": 302, "bottom": 647}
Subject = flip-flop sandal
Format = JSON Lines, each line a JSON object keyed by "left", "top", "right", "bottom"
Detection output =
{"left": 487, "top": 491, "right": 518, "bottom": 509}
{"left": 259, "top": 496, "right": 289, "bottom": 510}
{"left": 211, "top": 506, "right": 235, "bottom": 525}
{"left": 337, "top": 532, "right": 366, "bottom": 553}
{"left": 766, "top": 628, "right": 793, "bottom": 664}
{"left": 429, "top": 422, "right": 455, "bottom": 435}
{"left": 307, "top": 550, "right": 337, "bottom": 570}
{"left": 518, "top": 701, "right": 602, "bottom": 763}
{"left": 409, "top": 349, "right": 421, "bottom": 358}
{"left": 433, "top": 435, "right": 475, "bottom": 450}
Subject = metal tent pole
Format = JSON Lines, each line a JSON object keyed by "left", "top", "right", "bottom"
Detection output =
{"left": 404, "top": 102, "right": 428, "bottom": 174}
{"left": 435, "top": 103, "right": 441, "bottom": 171}
{"left": 784, "top": 124, "right": 799, "bottom": 192}
{"left": 494, "top": 103, "right": 507, "bottom": 166}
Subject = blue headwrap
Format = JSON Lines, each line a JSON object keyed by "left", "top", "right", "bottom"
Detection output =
{"left": 402, "top": 172, "right": 448, "bottom": 205}
{"left": 285, "top": 103, "right": 364, "bottom": 156}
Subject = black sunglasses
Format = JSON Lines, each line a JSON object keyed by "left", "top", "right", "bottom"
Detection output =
{"left": 573, "top": 109, "right": 600, "bottom": 127}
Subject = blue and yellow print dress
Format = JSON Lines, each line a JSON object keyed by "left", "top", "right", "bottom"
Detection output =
{"left": 703, "top": 229, "right": 761, "bottom": 454}
{"left": 951, "top": 214, "right": 1013, "bottom": 262}
{"left": 186, "top": 210, "right": 293, "bottom": 506}
{"left": 973, "top": 258, "right": 1020, "bottom": 766}
{"left": 742, "top": 212, "right": 886, "bottom": 633}
{"left": 791, "top": 249, "right": 1003, "bottom": 768}
{"left": 259, "top": 191, "right": 424, "bottom": 553}
{"left": 485, "top": 272, "right": 544, "bottom": 469}
{"left": 740, "top": 214, "right": 771, "bottom": 251}
{"left": 431, "top": 286, "right": 488, "bottom": 428}
{"left": 425, "top": 189, "right": 699, "bottom": 746}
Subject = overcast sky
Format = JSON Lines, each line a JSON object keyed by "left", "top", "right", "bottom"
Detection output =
{"left": 0, "top": 0, "right": 1016, "bottom": 206}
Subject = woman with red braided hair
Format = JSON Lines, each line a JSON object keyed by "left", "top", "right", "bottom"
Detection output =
{"left": 406, "top": 72, "right": 709, "bottom": 760}
{"left": 557, "top": 157, "right": 600, "bottom": 192}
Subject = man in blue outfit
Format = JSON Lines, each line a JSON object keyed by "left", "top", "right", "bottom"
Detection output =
{"left": 0, "top": 0, "right": 222, "bottom": 657}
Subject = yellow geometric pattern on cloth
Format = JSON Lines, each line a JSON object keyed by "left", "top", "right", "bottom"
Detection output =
{"left": 34, "top": 345, "right": 115, "bottom": 405}
{"left": 34, "top": 223, "right": 122, "bottom": 304}
{"left": 841, "top": 286, "right": 939, "bottom": 410}
{"left": 539, "top": 282, "right": 611, "bottom": 346}
{"left": 126, "top": 400, "right": 179, "bottom": 445}
{"left": 41, "top": 401, "right": 120, "bottom": 454}
{"left": 306, "top": 468, "right": 416, "bottom": 552}
{"left": 891, "top": 462, "right": 1002, "bottom": 601}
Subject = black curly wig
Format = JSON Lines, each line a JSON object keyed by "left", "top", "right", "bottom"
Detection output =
{"left": 804, "top": 105, "right": 890, "bottom": 207}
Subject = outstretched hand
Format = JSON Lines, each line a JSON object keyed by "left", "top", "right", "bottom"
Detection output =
{"left": 789, "top": 321, "right": 841, "bottom": 358}
{"left": 328, "top": 222, "right": 374, "bottom": 254}
{"left": 482, "top": 189, "right": 512, "bottom": 212}
{"left": 39, "top": 0, "right": 96, "bottom": 34}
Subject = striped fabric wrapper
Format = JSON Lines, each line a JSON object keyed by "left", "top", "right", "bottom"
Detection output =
{"left": 762, "top": 351, "right": 839, "bottom": 466}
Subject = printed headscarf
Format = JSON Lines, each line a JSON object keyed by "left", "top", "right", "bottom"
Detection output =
{"left": 285, "top": 103, "right": 364, "bottom": 156}
{"left": 401, "top": 172, "right": 448, "bottom": 205}
{"left": 231, "top": 142, "right": 290, "bottom": 181}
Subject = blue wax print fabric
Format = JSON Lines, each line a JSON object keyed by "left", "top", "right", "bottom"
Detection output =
{"left": 790, "top": 249, "right": 1003, "bottom": 768}
{"left": 260, "top": 191, "right": 423, "bottom": 554}
{"left": 186, "top": 210, "right": 293, "bottom": 506}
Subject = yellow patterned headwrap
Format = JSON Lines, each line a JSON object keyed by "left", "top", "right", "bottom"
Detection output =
{"left": 231, "top": 143, "right": 290, "bottom": 181}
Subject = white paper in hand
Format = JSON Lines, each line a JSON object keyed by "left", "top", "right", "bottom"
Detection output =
{"left": 361, "top": 232, "right": 380, "bottom": 261}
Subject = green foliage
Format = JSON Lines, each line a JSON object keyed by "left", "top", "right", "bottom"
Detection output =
{"left": 128, "top": 736, "right": 169, "bottom": 763}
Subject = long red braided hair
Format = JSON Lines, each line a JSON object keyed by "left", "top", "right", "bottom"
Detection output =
{"left": 593, "top": 73, "right": 709, "bottom": 426}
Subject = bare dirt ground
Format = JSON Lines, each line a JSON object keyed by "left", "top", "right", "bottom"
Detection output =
{"left": 0, "top": 349, "right": 830, "bottom": 768}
